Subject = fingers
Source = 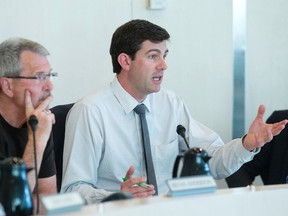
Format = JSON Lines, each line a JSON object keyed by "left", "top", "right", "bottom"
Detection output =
{"left": 271, "top": 119, "right": 288, "bottom": 136}
{"left": 40, "top": 110, "right": 55, "bottom": 125}
{"left": 36, "top": 96, "right": 53, "bottom": 112}
{"left": 125, "top": 165, "right": 135, "bottom": 179}
{"left": 122, "top": 166, "right": 155, "bottom": 197}
{"left": 25, "top": 90, "right": 34, "bottom": 117}
{"left": 124, "top": 176, "right": 148, "bottom": 186}
{"left": 25, "top": 90, "right": 53, "bottom": 118}
{"left": 129, "top": 188, "right": 155, "bottom": 198}
{"left": 255, "top": 104, "right": 265, "bottom": 120}
{"left": 246, "top": 119, "right": 288, "bottom": 150}
{"left": 121, "top": 177, "right": 155, "bottom": 197}
{"left": 245, "top": 105, "right": 287, "bottom": 150}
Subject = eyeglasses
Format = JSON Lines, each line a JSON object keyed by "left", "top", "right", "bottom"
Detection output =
{"left": 5, "top": 72, "right": 58, "bottom": 82}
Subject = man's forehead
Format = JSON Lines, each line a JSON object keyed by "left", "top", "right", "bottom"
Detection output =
{"left": 140, "top": 40, "right": 168, "bottom": 52}
{"left": 20, "top": 51, "right": 51, "bottom": 74}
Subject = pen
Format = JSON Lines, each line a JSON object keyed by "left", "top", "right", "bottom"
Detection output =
{"left": 122, "top": 177, "right": 152, "bottom": 189}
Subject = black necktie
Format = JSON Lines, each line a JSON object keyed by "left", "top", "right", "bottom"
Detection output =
{"left": 134, "top": 104, "right": 158, "bottom": 195}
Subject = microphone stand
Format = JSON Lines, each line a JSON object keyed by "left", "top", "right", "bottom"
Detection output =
{"left": 29, "top": 115, "right": 39, "bottom": 215}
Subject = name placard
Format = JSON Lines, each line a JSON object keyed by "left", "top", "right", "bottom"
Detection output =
{"left": 41, "top": 192, "right": 84, "bottom": 215}
{"left": 166, "top": 175, "right": 217, "bottom": 197}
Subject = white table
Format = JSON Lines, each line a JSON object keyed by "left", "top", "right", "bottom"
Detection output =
{"left": 59, "top": 184, "right": 288, "bottom": 216}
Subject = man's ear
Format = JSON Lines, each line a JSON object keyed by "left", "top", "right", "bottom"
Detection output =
{"left": 117, "top": 53, "right": 131, "bottom": 71}
{"left": 0, "top": 77, "right": 14, "bottom": 97}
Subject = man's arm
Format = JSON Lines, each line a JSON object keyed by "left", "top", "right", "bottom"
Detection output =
{"left": 225, "top": 166, "right": 255, "bottom": 187}
{"left": 35, "top": 175, "right": 57, "bottom": 213}
{"left": 205, "top": 105, "right": 287, "bottom": 180}
{"left": 24, "top": 90, "right": 56, "bottom": 192}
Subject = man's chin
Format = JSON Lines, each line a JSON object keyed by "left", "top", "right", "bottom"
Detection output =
{"left": 152, "top": 87, "right": 161, "bottom": 93}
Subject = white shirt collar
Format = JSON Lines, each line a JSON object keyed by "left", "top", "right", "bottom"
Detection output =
{"left": 111, "top": 76, "right": 152, "bottom": 114}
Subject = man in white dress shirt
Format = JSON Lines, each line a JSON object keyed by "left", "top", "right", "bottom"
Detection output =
{"left": 61, "top": 19, "right": 287, "bottom": 204}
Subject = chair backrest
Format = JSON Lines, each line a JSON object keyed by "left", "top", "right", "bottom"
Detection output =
{"left": 51, "top": 103, "right": 74, "bottom": 192}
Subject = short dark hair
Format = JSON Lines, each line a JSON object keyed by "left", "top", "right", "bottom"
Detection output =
{"left": 109, "top": 19, "right": 170, "bottom": 74}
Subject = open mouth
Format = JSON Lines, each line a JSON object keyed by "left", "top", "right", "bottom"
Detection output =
{"left": 152, "top": 76, "right": 162, "bottom": 81}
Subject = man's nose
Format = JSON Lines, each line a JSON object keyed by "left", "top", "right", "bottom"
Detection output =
{"left": 44, "top": 79, "right": 54, "bottom": 91}
{"left": 157, "top": 58, "right": 167, "bottom": 70}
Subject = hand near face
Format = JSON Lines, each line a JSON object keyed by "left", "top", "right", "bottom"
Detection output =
{"left": 121, "top": 165, "right": 155, "bottom": 198}
{"left": 243, "top": 104, "right": 288, "bottom": 151}
{"left": 25, "top": 90, "right": 55, "bottom": 144}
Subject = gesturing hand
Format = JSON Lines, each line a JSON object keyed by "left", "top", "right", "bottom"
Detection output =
{"left": 243, "top": 105, "right": 288, "bottom": 151}
{"left": 121, "top": 165, "right": 155, "bottom": 198}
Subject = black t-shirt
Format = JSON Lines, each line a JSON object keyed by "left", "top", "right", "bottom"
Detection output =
{"left": 0, "top": 115, "right": 56, "bottom": 178}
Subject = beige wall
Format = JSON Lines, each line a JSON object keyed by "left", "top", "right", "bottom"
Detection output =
{"left": 0, "top": 0, "right": 233, "bottom": 142}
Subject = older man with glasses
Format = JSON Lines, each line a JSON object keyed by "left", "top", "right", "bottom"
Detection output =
{"left": 0, "top": 37, "right": 57, "bottom": 214}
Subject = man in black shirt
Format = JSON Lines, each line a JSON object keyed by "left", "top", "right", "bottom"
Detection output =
{"left": 0, "top": 37, "right": 57, "bottom": 213}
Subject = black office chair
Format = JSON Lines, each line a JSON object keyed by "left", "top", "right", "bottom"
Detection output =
{"left": 51, "top": 103, "right": 74, "bottom": 192}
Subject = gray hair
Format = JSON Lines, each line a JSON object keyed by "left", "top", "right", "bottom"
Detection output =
{"left": 0, "top": 37, "right": 50, "bottom": 77}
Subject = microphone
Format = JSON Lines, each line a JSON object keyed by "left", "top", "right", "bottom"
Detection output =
{"left": 176, "top": 125, "right": 190, "bottom": 149}
{"left": 28, "top": 115, "right": 40, "bottom": 214}
{"left": 100, "top": 192, "right": 134, "bottom": 203}
{"left": 29, "top": 115, "right": 38, "bottom": 132}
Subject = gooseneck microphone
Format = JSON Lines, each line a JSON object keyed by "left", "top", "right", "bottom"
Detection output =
{"left": 28, "top": 115, "right": 39, "bottom": 214}
{"left": 176, "top": 125, "right": 190, "bottom": 149}
{"left": 28, "top": 115, "right": 38, "bottom": 132}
